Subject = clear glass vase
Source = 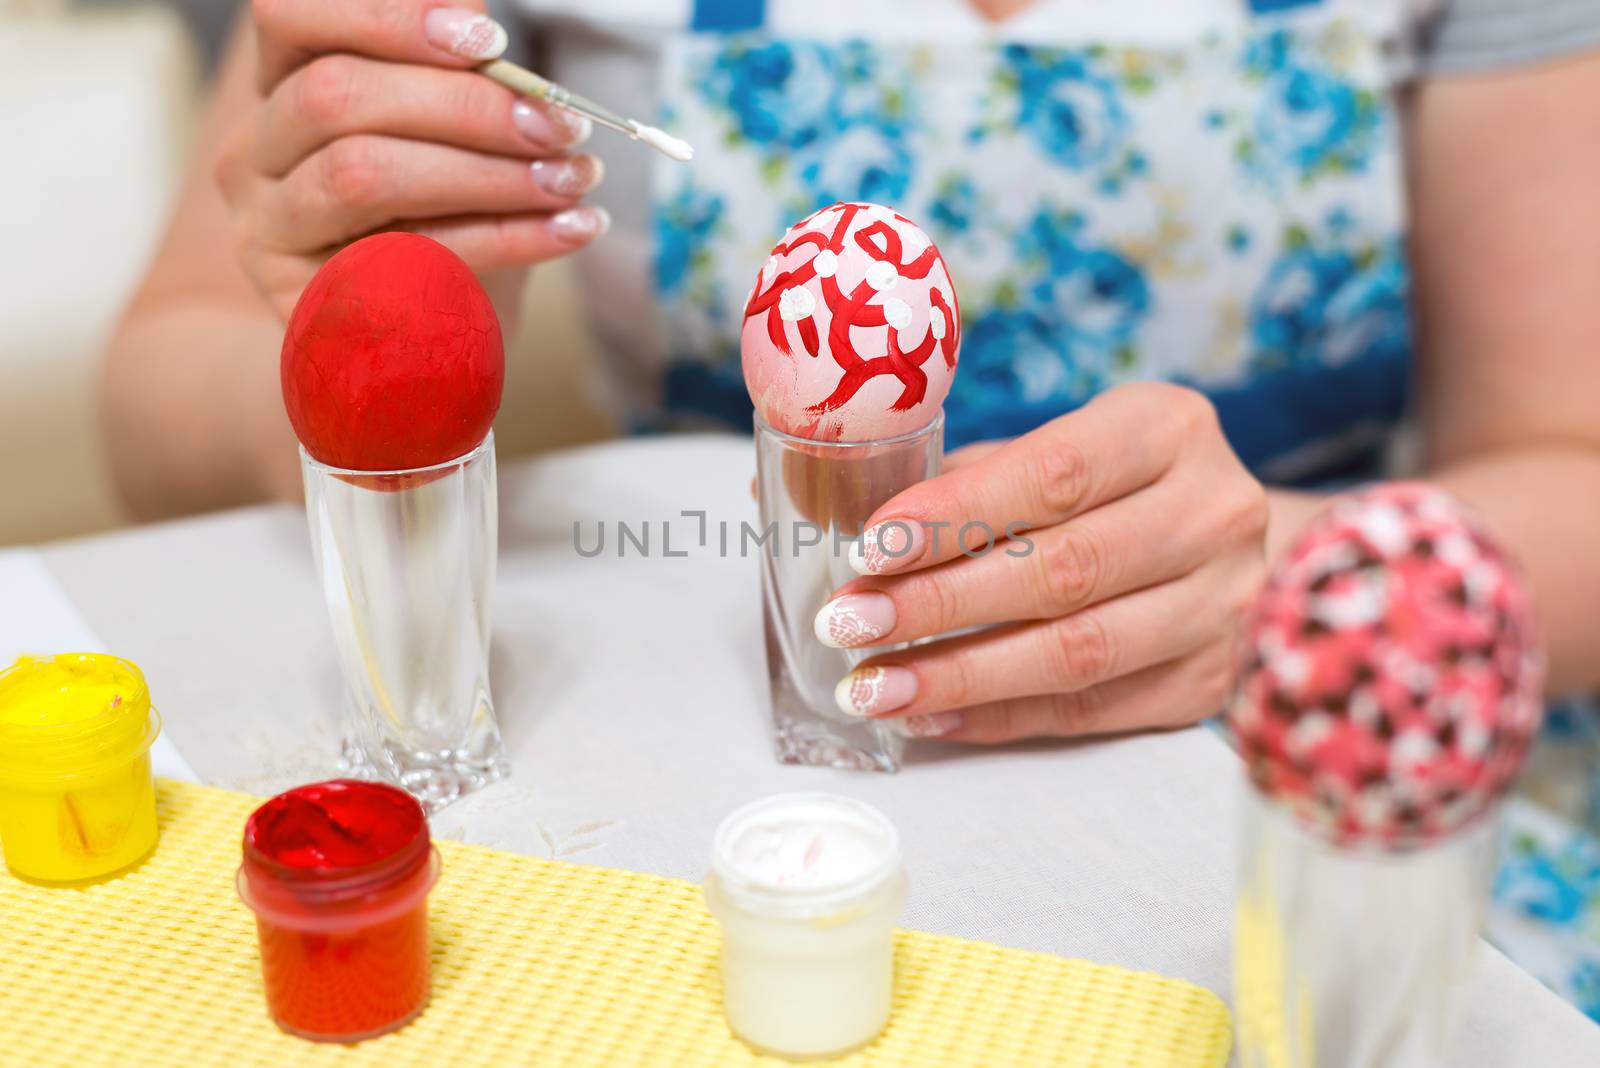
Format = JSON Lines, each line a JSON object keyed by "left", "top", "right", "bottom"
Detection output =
{"left": 753, "top": 414, "right": 943, "bottom": 773}
{"left": 301, "top": 433, "right": 508, "bottom": 809}
{"left": 1233, "top": 786, "right": 1498, "bottom": 1068}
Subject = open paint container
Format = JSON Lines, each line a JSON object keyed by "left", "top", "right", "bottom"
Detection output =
{"left": 238, "top": 779, "right": 441, "bottom": 1041}
{"left": 0, "top": 653, "right": 161, "bottom": 883}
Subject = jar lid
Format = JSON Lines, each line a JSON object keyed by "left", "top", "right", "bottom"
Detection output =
{"left": 240, "top": 779, "right": 434, "bottom": 919}
{"left": 0, "top": 654, "right": 159, "bottom": 779}
{"left": 710, "top": 793, "right": 902, "bottom": 918}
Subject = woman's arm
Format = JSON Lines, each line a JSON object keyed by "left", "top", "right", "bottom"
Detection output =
{"left": 1268, "top": 52, "right": 1600, "bottom": 693}
{"left": 101, "top": 23, "right": 302, "bottom": 518}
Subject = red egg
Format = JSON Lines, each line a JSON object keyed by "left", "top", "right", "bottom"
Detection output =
{"left": 281, "top": 233, "right": 504, "bottom": 472}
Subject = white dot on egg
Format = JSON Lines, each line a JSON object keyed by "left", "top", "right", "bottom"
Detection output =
{"left": 812, "top": 250, "right": 839, "bottom": 278}
{"left": 865, "top": 261, "right": 899, "bottom": 291}
{"left": 929, "top": 306, "right": 947, "bottom": 340}
{"left": 883, "top": 299, "right": 913, "bottom": 330}
{"left": 1391, "top": 729, "right": 1440, "bottom": 768}
{"left": 765, "top": 256, "right": 780, "bottom": 278}
{"left": 778, "top": 286, "right": 817, "bottom": 322}
{"left": 1355, "top": 505, "right": 1409, "bottom": 557}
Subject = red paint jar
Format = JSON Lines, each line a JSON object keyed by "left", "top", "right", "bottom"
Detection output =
{"left": 237, "top": 779, "right": 440, "bottom": 1042}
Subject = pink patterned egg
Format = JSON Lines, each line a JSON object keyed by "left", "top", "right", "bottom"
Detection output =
{"left": 1228, "top": 484, "right": 1544, "bottom": 849}
{"left": 741, "top": 202, "right": 961, "bottom": 442}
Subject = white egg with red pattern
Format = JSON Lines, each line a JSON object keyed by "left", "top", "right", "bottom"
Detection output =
{"left": 741, "top": 202, "right": 961, "bottom": 442}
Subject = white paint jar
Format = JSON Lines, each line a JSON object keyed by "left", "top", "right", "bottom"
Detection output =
{"left": 706, "top": 793, "right": 907, "bottom": 1059}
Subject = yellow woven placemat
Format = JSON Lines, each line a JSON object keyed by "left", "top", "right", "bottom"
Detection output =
{"left": 0, "top": 780, "right": 1230, "bottom": 1066}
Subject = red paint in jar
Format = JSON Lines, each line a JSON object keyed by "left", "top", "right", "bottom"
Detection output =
{"left": 237, "top": 779, "right": 440, "bottom": 1041}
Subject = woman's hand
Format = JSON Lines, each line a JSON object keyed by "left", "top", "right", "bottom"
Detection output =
{"left": 815, "top": 382, "right": 1269, "bottom": 743}
{"left": 216, "top": 1, "right": 610, "bottom": 322}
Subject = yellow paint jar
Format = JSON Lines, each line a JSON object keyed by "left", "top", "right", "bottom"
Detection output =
{"left": 0, "top": 654, "right": 161, "bottom": 883}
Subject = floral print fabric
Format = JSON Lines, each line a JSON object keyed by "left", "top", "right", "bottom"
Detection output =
{"left": 653, "top": 16, "right": 1411, "bottom": 484}
{"left": 1490, "top": 700, "right": 1600, "bottom": 1024}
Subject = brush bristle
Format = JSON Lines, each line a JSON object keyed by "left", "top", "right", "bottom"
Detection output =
{"left": 634, "top": 124, "right": 695, "bottom": 163}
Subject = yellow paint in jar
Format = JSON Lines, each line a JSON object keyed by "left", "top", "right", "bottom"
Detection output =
{"left": 0, "top": 653, "right": 161, "bottom": 883}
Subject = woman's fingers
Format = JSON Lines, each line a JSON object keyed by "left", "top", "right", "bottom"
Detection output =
{"left": 257, "top": 56, "right": 589, "bottom": 176}
{"left": 265, "top": 135, "right": 604, "bottom": 249}
{"left": 218, "top": 8, "right": 613, "bottom": 323}
{"left": 400, "top": 208, "right": 612, "bottom": 272}
{"left": 219, "top": 12, "right": 609, "bottom": 317}
{"left": 829, "top": 564, "right": 1236, "bottom": 719}
{"left": 817, "top": 480, "right": 1216, "bottom": 646}
{"left": 942, "top": 439, "right": 1008, "bottom": 470}
{"left": 891, "top": 652, "right": 1233, "bottom": 745}
{"left": 252, "top": 0, "right": 506, "bottom": 92}
{"left": 812, "top": 382, "right": 1268, "bottom": 748}
{"left": 849, "top": 382, "right": 1214, "bottom": 576}
{"left": 244, "top": 209, "right": 606, "bottom": 322}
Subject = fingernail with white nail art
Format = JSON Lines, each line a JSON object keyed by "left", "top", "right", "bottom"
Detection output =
{"left": 425, "top": 9, "right": 509, "bottom": 60}
{"left": 549, "top": 107, "right": 593, "bottom": 145}
{"left": 834, "top": 666, "right": 917, "bottom": 717}
{"left": 513, "top": 100, "right": 593, "bottom": 147}
{"left": 894, "top": 712, "right": 963, "bottom": 738}
{"left": 551, "top": 206, "right": 611, "bottom": 243}
{"left": 532, "top": 155, "right": 604, "bottom": 197}
{"left": 813, "top": 593, "right": 895, "bottom": 649}
{"left": 850, "top": 520, "right": 923, "bottom": 575}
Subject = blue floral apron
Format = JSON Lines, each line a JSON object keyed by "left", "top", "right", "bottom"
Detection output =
{"left": 652, "top": 0, "right": 1412, "bottom": 487}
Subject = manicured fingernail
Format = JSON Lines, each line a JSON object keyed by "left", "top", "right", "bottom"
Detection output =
{"left": 549, "top": 107, "right": 593, "bottom": 145}
{"left": 834, "top": 666, "right": 917, "bottom": 717}
{"left": 532, "top": 155, "right": 604, "bottom": 197}
{"left": 850, "top": 520, "right": 924, "bottom": 575}
{"left": 513, "top": 100, "right": 592, "bottom": 147}
{"left": 895, "top": 712, "right": 963, "bottom": 739}
{"left": 424, "top": 9, "right": 508, "bottom": 60}
{"left": 551, "top": 206, "right": 611, "bottom": 243}
{"left": 813, "top": 592, "right": 895, "bottom": 649}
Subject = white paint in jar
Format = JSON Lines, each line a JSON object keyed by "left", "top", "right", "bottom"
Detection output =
{"left": 706, "top": 793, "right": 907, "bottom": 1059}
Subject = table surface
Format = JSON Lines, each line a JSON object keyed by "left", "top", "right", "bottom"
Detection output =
{"left": 30, "top": 435, "right": 1600, "bottom": 1066}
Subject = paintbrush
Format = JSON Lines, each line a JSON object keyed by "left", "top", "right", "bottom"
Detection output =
{"left": 477, "top": 59, "right": 695, "bottom": 163}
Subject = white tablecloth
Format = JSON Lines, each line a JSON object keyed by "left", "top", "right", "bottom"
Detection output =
{"left": 21, "top": 436, "right": 1600, "bottom": 1065}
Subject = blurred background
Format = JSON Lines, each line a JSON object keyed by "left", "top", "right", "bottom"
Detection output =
{"left": 0, "top": 0, "right": 610, "bottom": 547}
